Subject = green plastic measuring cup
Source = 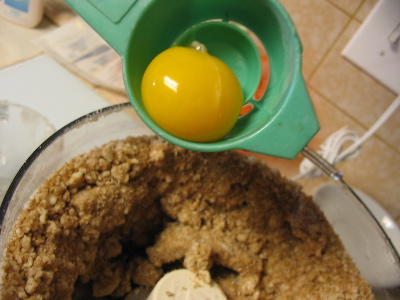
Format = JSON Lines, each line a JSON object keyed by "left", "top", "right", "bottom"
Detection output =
{"left": 65, "top": 0, "right": 319, "bottom": 159}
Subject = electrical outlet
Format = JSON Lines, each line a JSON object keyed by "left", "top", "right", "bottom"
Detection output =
{"left": 342, "top": 0, "right": 400, "bottom": 94}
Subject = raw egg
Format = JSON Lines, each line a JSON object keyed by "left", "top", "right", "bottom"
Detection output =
{"left": 141, "top": 46, "right": 244, "bottom": 143}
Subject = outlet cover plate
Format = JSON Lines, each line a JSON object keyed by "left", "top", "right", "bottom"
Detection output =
{"left": 342, "top": 0, "right": 400, "bottom": 94}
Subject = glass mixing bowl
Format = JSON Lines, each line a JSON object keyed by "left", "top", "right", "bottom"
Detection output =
{"left": 0, "top": 100, "right": 56, "bottom": 202}
{"left": 0, "top": 103, "right": 399, "bottom": 299}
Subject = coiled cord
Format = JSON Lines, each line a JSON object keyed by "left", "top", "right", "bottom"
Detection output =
{"left": 293, "top": 95, "right": 400, "bottom": 181}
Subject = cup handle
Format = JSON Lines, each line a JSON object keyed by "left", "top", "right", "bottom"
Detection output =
{"left": 238, "top": 73, "right": 320, "bottom": 159}
{"left": 65, "top": 0, "right": 140, "bottom": 55}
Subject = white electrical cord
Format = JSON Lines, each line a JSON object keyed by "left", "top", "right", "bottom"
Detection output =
{"left": 293, "top": 95, "right": 400, "bottom": 181}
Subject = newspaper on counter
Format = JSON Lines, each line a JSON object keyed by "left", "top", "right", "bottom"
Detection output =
{"left": 34, "top": 17, "right": 125, "bottom": 93}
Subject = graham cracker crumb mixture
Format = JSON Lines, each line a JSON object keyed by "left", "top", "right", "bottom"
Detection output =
{"left": 0, "top": 136, "right": 374, "bottom": 300}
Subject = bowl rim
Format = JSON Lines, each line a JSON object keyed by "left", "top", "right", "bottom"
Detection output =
{"left": 0, "top": 102, "right": 131, "bottom": 229}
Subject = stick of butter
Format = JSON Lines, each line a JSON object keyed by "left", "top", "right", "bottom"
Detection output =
{"left": 147, "top": 269, "right": 227, "bottom": 300}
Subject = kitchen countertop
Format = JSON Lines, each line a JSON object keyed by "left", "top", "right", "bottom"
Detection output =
{"left": 0, "top": 0, "right": 129, "bottom": 105}
{"left": 1, "top": 0, "right": 399, "bottom": 229}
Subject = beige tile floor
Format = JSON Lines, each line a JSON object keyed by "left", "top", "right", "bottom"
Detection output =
{"left": 1, "top": 0, "right": 399, "bottom": 226}
{"left": 0, "top": 17, "right": 56, "bottom": 68}
{"left": 276, "top": 0, "right": 400, "bottom": 226}
{"left": 245, "top": 0, "right": 400, "bottom": 227}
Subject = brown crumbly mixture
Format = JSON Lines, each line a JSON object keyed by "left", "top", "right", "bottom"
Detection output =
{"left": 0, "top": 136, "right": 374, "bottom": 300}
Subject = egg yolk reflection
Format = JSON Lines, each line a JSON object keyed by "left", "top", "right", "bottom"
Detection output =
{"left": 141, "top": 46, "right": 244, "bottom": 143}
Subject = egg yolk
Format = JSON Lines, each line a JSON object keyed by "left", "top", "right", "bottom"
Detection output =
{"left": 141, "top": 46, "right": 244, "bottom": 143}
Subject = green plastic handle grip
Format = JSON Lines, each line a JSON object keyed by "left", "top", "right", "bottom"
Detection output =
{"left": 163, "top": 70, "right": 319, "bottom": 159}
{"left": 65, "top": 0, "right": 142, "bottom": 54}
{"left": 236, "top": 75, "right": 319, "bottom": 158}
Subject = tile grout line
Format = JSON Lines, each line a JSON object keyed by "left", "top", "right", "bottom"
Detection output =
{"left": 307, "top": 0, "right": 366, "bottom": 82}
{"left": 306, "top": 17, "right": 353, "bottom": 84}
{"left": 325, "top": 0, "right": 366, "bottom": 18}
{"left": 308, "top": 86, "right": 400, "bottom": 156}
